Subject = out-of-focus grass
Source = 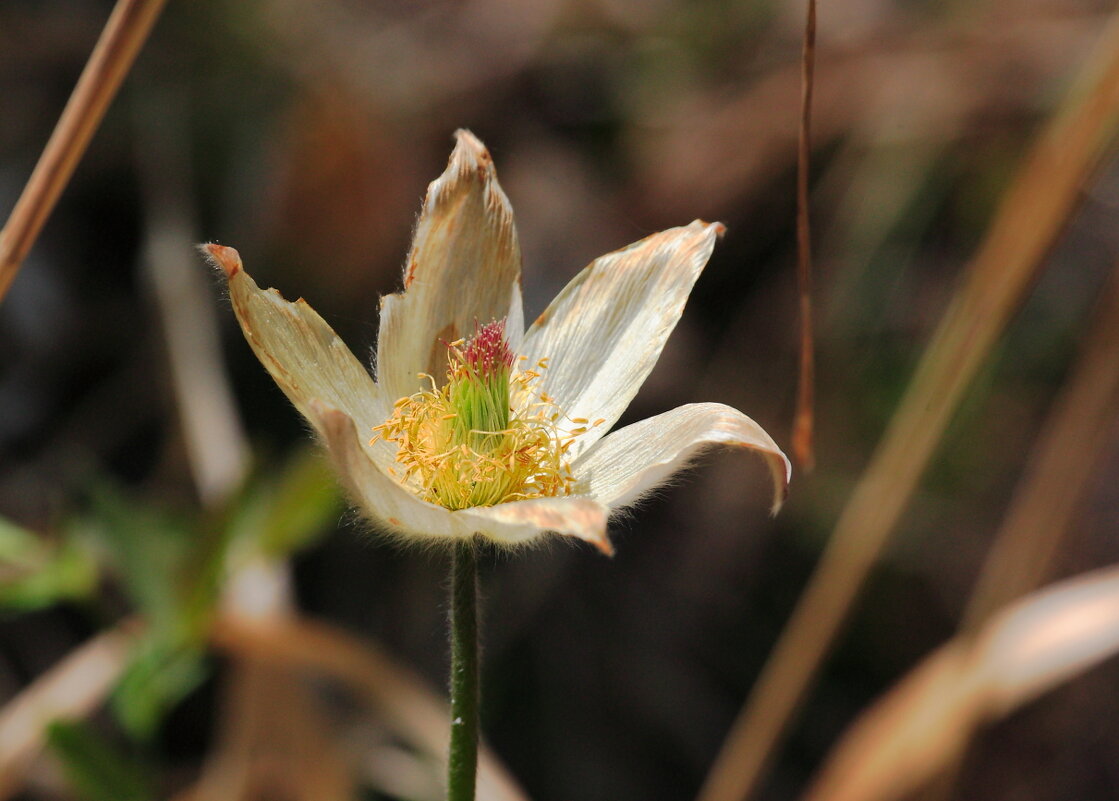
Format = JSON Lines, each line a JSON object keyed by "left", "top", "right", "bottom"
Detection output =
{"left": 2, "top": 2, "right": 1119, "bottom": 801}
{"left": 805, "top": 564, "right": 1119, "bottom": 801}
{"left": 699, "top": 12, "right": 1119, "bottom": 800}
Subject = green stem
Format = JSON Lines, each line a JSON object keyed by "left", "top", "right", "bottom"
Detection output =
{"left": 448, "top": 539, "right": 479, "bottom": 801}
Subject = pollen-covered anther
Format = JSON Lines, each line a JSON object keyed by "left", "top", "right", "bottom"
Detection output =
{"left": 371, "top": 319, "right": 582, "bottom": 511}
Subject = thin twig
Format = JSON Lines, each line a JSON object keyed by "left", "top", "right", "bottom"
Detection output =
{"left": 0, "top": 0, "right": 168, "bottom": 302}
{"left": 696, "top": 13, "right": 1119, "bottom": 801}
{"left": 792, "top": 0, "right": 817, "bottom": 473}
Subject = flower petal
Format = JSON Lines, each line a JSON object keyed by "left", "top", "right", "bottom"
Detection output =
{"left": 376, "top": 130, "right": 523, "bottom": 401}
{"left": 519, "top": 221, "right": 723, "bottom": 458}
{"left": 312, "top": 402, "right": 467, "bottom": 538}
{"left": 203, "top": 244, "right": 390, "bottom": 438}
{"left": 504, "top": 279, "right": 526, "bottom": 355}
{"left": 313, "top": 400, "right": 612, "bottom": 551}
{"left": 458, "top": 497, "right": 612, "bottom": 554}
{"left": 573, "top": 402, "right": 791, "bottom": 515}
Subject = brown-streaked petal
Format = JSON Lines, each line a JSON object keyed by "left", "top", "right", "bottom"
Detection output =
{"left": 314, "top": 402, "right": 612, "bottom": 552}
{"left": 519, "top": 221, "right": 723, "bottom": 460}
{"left": 573, "top": 402, "right": 790, "bottom": 515}
{"left": 376, "top": 130, "right": 523, "bottom": 402}
{"left": 202, "top": 245, "right": 391, "bottom": 443}
{"left": 458, "top": 496, "right": 612, "bottom": 554}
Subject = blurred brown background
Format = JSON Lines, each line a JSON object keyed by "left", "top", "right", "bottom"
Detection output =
{"left": 3, "top": 0, "right": 1119, "bottom": 800}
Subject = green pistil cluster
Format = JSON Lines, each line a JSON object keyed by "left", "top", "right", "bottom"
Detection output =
{"left": 449, "top": 321, "right": 514, "bottom": 453}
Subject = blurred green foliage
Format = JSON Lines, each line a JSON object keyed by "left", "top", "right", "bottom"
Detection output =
{"left": 0, "top": 447, "right": 340, "bottom": 743}
{"left": 46, "top": 720, "right": 152, "bottom": 801}
{"left": 0, "top": 518, "right": 98, "bottom": 610}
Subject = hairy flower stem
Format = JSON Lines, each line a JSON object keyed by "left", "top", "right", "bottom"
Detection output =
{"left": 448, "top": 539, "right": 480, "bottom": 801}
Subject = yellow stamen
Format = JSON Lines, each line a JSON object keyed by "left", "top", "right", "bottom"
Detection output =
{"left": 371, "top": 320, "right": 582, "bottom": 511}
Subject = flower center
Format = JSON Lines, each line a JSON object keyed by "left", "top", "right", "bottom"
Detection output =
{"left": 371, "top": 320, "right": 582, "bottom": 510}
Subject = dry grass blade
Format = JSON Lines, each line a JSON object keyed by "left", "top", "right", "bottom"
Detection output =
{"left": 792, "top": 0, "right": 818, "bottom": 473}
{"left": 0, "top": 624, "right": 137, "bottom": 800}
{"left": 916, "top": 236, "right": 1119, "bottom": 801}
{"left": 172, "top": 564, "right": 354, "bottom": 801}
{"left": 179, "top": 660, "right": 354, "bottom": 801}
{"left": 697, "top": 14, "right": 1119, "bottom": 801}
{"left": 962, "top": 265, "right": 1119, "bottom": 628}
{"left": 0, "top": 0, "right": 167, "bottom": 302}
{"left": 136, "top": 91, "right": 251, "bottom": 507}
{"left": 210, "top": 614, "right": 530, "bottom": 801}
{"left": 802, "top": 565, "right": 1119, "bottom": 801}
{"left": 353, "top": 742, "right": 444, "bottom": 801}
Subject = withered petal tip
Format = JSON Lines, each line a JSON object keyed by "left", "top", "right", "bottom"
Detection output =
{"left": 450, "top": 129, "right": 493, "bottom": 170}
{"left": 695, "top": 220, "right": 727, "bottom": 238}
{"left": 200, "top": 242, "right": 243, "bottom": 278}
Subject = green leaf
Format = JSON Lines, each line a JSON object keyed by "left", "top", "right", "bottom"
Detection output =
{"left": 74, "top": 484, "right": 223, "bottom": 738}
{"left": 82, "top": 485, "right": 195, "bottom": 628}
{"left": 0, "top": 516, "right": 39, "bottom": 563}
{"left": 46, "top": 720, "right": 151, "bottom": 801}
{"left": 230, "top": 447, "right": 340, "bottom": 559}
{"left": 111, "top": 637, "right": 208, "bottom": 739}
{"left": 0, "top": 518, "right": 98, "bottom": 611}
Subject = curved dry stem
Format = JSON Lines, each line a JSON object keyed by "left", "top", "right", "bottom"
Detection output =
{"left": 803, "top": 565, "right": 1119, "bottom": 801}
{"left": 0, "top": 623, "right": 138, "bottom": 800}
{"left": 210, "top": 613, "right": 528, "bottom": 801}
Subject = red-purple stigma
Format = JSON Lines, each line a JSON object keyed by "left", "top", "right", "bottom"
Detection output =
{"left": 463, "top": 319, "right": 514, "bottom": 378}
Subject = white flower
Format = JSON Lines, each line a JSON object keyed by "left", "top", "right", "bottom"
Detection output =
{"left": 203, "top": 130, "right": 790, "bottom": 555}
